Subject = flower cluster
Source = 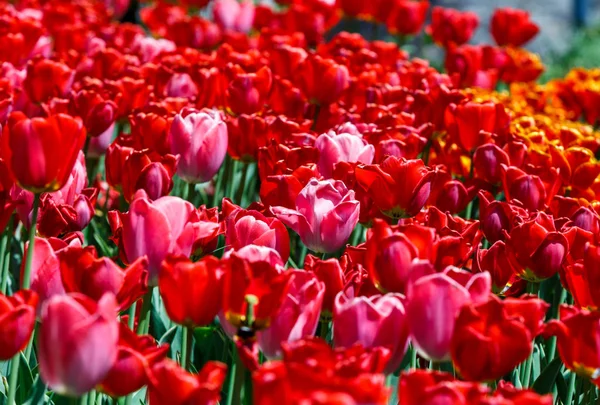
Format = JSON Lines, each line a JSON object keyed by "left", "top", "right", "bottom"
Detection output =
{"left": 0, "top": 0, "right": 599, "bottom": 404}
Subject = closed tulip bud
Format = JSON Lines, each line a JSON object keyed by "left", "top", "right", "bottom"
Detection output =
{"left": 298, "top": 55, "right": 350, "bottom": 106}
{"left": 478, "top": 190, "right": 525, "bottom": 244}
{"left": 333, "top": 289, "right": 409, "bottom": 374}
{"left": 491, "top": 8, "right": 539, "bottom": 47}
{"left": 159, "top": 255, "right": 223, "bottom": 327}
{"left": 100, "top": 323, "right": 169, "bottom": 397}
{"left": 473, "top": 143, "right": 510, "bottom": 184}
{"left": 303, "top": 255, "right": 345, "bottom": 315}
{"left": 258, "top": 270, "right": 325, "bottom": 359}
{"left": 24, "top": 58, "right": 74, "bottom": 103}
{"left": 148, "top": 359, "right": 227, "bottom": 405}
{"left": 356, "top": 157, "right": 434, "bottom": 219}
{"left": 38, "top": 293, "right": 119, "bottom": 397}
{"left": 406, "top": 268, "right": 491, "bottom": 361}
{"left": 315, "top": 129, "right": 374, "bottom": 179}
{"left": 168, "top": 108, "right": 228, "bottom": 184}
{"left": 501, "top": 165, "right": 557, "bottom": 211}
{"left": 0, "top": 290, "right": 38, "bottom": 360}
{"left": 273, "top": 178, "right": 360, "bottom": 253}
{"left": 121, "top": 150, "right": 178, "bottom": 202}
{"left": 2, "top": 113, "right": 86, "bottom": 193}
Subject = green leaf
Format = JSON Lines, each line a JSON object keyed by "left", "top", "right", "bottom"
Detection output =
{"left": 555, "top": 370, "right": 569, "bottom": 404}
{"left": 23, "top": 376, "right": 47, "bottom": 405}
{"left": 533, "top": 357, "right": 563, "bottom": 395}
{"left": 18, "top": 352, "right": 34, "bottom": 404}
{"left": 159, "top": 326, "right": 178, "bottom": 346}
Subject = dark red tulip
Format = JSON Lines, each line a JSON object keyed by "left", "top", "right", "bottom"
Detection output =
{"left": 0, "top": 290, "right": 38, "bottom": 360}
{"left": 428, "top": 7, "right": 479, "bottom": 48}
{"left": 24, "top": 58, "right": 74, "bottom": 103}
{"left": 491, "top": 8, "right": 539, "bottom": 47}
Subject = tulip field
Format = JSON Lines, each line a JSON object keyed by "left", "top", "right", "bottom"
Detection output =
{"left": 2, "top": 0, "right": 600, "bottom": 403}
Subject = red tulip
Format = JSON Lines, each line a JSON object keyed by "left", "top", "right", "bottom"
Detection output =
{"left": 159, "top": 255, "right": 223, "bottom": 327}
{"left": 272, "top": 178, "right": 360, "bottom": 253}
{"left": 491, "top": 8, "right": 539, "bottom": 47}
{"left": 168, "top": 108, "right": 228, "bottom": 184}
{"left": 428, "top": 7, "right": 479, "bottom": 48}
{"left": 0, "top": 290, "right": 38, "bottom": 360}
{"left": 501, "top": 165, "right": 560, "bottom": 212}
{"left": 253, "top": 337, "right": 390, "bottom": 405}
{"left": 444, "top": 101, "right": 507, "bottom": 152}
{"left": 355, "top": 157, "right": 435, "bottom": 219}
{"left": 38, "top": 293, "right": 119, "bottom": 396}
{"left": 120, "top": 149, "right": 178, "bottom": 203}
{"left": 505, "top": 212, "right": 570, "bottom": 282}
{"left": 473, "top": 241, "right": 520, "bottom": 294}
{"left": 100, "top": 322, "right": 169, "bottom": 397}
{"left": 2, "top": 113, "right": 86, "bottom": 193}
{"left": 563, "top": 243, "right": 600, "bottom": 310}
{"left": 406, "top": 267, "right": 490, "bottom": 361}
{"left": 23, "top": 58, "right": 74, "bottom": 103}
{"left": 257, "top": 270, "right": 324, "bottom": 358}
{"left": 226, "top": 65, "right": 272, "bottom": 115}
{"left": 298, "top": 54, "right": 350, "bottom": 106}
{"left": 544, "top": 305, "right": 600, "bottom": 386}
{"left": 70, "top": 89, "right": 117, "bottom": 138}
{"left": 451, "top": 295, "right": 548, "bottom": 381}
{"left": 473, "top": 143, "right": 510, "bottom": 184}
{"left": 223, "top": 200, "right": 290, "bottom": 262}
{"left": 386, "top": 0, "right": 429, "bottom": 36}
{"left": 303, "top": 255, "right": 345, "bottom": 315}
{"left": 493, "top": 381, "right": 553, "bottom": 405}
{"left": 147, "top": 359, "right": 227, "bottom": 405}
{"left": 334, "top": 289, "right": 409, "bottom": 374}
{"left": 398, "top": 369, "right": 488, "bottom": 405}
{"left": 109, "top": 192, "right": 221, "bottom": 282}
{"left": 222, "top": 246, "right": 292, "bottom": 330}
{"left": 478, "top": 190, "right": 525, "bottom": 244}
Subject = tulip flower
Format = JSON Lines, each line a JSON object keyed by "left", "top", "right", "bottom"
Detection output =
{"left": 355, "top": 157, "right": 434, "bottom": 219}
{"left": 109, "top": 191, "right": 221, "bottom": 282}
{"left": 298, "top": 55, "right": 350, "bottom": 106}
{"left": 303, "top": 255, "right": 345, "bottom": 315}
{"left": 473, "top": 241, "right": 520, "bottom": 294}
{"left": 226, "top": 65, "right": 272, "bottom": 115}
{"left": 398, "top": 370, "right": 489, "bottom": 405}
{"left": 223, "top": 200, "right": 290, "bottom": 262}
{"left": 213, "top": 0, "right": 255, "bottom": 33}
{"left": 2, "top": 113, "right": 86, "bottom": 193}
{"left": 501, "top": 165, "right": 560, "bottom": 212}
{"left": 38, "top": 293, "right": 119, "bottom": 397}
{"left": 164, "top": 73, "right": 198, "bottom": 99}
{"left": 505, "top": 212, "right": 570, "bottom": 282}
{"left": 451, "top": 295, "right": 548, "bottom": 381}
{"left": 168, "top": 108, "right": 228, "bottom": 184}
{"left": 0, "top": 290, "right": 38, "bottom": 360}
{"left": 253, "top": 338, "right": 390, "bottom": 405}
{"left": 386, "top": 0, "right": 429, "bottom": 36}
{"left": 222, "top": 245, "right": 292, "bottom": 330}
{"left": 444, "top": 101, "right": 507, "bottom": 152}
{"left": 159, "top": 255, "right": 223, "bottom": 327}
{"left": 491, "top": 8, "right": 539, "bottom": 47}
{"left": 428, "top": 7, "right": 479, "bottom": 49}
{"left": 23, "top": 58, "right": 74, "bottom": 103}
{"left": 493, "top": 381, "right": 553, "bottom": 404}
{"left": 365, "top": 219, "right": 436, "bottom": 294}
{"left": 543, "top": 305, "right": 600, "bottom": 386}
{"left": 147, "top": 359, "right": 227, "bottom": 405}
{"left": 272, "top": 178, "right": 360, "bottom": 253}
{"left": 101, "top": 322, "right": 169, "bottom": 397}
{"left": 314, "top": 129, "right": 374, "bottom": 179}
{"left": 257, "top": 270, "right": 325, "bottom": 359}
{"left": 406, "top": 267, "right": 491, "bottom": 361}
{"left": 473, "top": 143, "right": 510, "bottom": 184}
{"left": 333, "top": 289, "right": 409, "bottom": 374}
{"left": 70, "top": 89, "right": 117, "bottom": 138}
{"left": 478, "top": 190, "right": 525, "bottom": 244}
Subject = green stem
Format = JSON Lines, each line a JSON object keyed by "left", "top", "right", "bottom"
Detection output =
{"left": 410, "top": 345, "right": 418, "bottom": 369}
{"left": 319, "top": 319, "right": 329, "bottom": 341}
{"left": 136, "top": 288, "right": 154, "bottom": 335}
{"left": 311, "top": 104, "right": 322, "bottom": 131}
{"left": 212, "top": 159, "right": 227, "bottom": 208}
{"left": 127, "top": 301, "right": 137, "bottom": 330}
{"left": 87, "top": 390, "right": 96, "bottom": 405}
{"left": 231, "top": 348, "right": 245, "bottom": 405}
{"left": 522, "top": 353, "right": 533, "bottom": 387}
{"left": 0, "top": 215, "right": 14, "bottom": 294}
{"left": 22, "top": 194, "right": 40, "bottom": 289}
{"left": 181, "top": 326, "right": 193, "bottom": 370}
{"left": 225, "top": 342, "right": 238, "bottom": 405}
{"left": 226, "top": 158, "right": 239, "bottom": 202}
{"left": 235, "top": 164, "right": 249, "bottom": 206}
{"left": 186, "top": 182, "right": 197, "bottom": 205}
{"left": 6, "top": 353, "right": 21, "bottom": 405}
{"left": 527, "top": 281, "right": 540, "bottom": 296}
{"left": 566, "top": 371, "right": 577, "bottom": 404}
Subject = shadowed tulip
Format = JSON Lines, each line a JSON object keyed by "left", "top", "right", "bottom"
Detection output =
{"left": 38, "top": 293, "right": 119, "bottom": 397}
{"left": 168, "top": 108, "right": 228, "bottom": 184}
{"left": 258, "top": 270, "right": 324, "bottom": 359}
{"left": 273, "top": 178, "right": 360, "bottom": 253}
{"left": 406, "top": 267, "right": 491, "bottom": 361}
{"left": 333, "top": 289, "right": 409, "bottom": 374}
{"left": 0, "top": 290, "right": 38, "bottom": 360}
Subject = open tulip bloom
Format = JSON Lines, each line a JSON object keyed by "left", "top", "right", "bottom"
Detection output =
{"left": 0, "top": 0, "right": 598, "bottom": 404}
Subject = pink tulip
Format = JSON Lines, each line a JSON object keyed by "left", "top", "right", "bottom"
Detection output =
{"left": 273, "top": 178, "right": 360, "bottom": 253}
{"left": 164, "top": 73, "right": 199, "bottom": 99}
{"left": 333, "top": 289, "right": 409, "bottom": 374}
{"left": 315, "top": 129, "right": 374, "bottom": 178}
{"left": 168, "top": 108, "right": 228, "bottom": 184}
{"left": 38, "top": 293, "right": 119, "bottom": 397}
{"left": 213, "top": 0, "right": 255, "bottom": 33}
{"left": 133, "top": 37, "right": 176, "bottom": 63}
{"left": 257, "top": 270, "right": 325, "bottom": 358}
{"left": 109, "top": 191, "right": 221, "bottom": 283}
{"left": 405, "top": 267, "right": 491, "bottom": 361}
{"left": 87, "top": 122, "right": 114, "bottom": 158}
{"left": 25, "top": 236, "right": 82, "bottom": 305}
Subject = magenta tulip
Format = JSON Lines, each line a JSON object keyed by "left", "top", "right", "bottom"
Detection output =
{"left": 272, "top": 178, "right": 360, "bottom": 253}
{"left": 109, "top": 191, "right": 221, "bottom": 282}
{"left": 257, "top": 270, "right": 325, "bottom": 359}
{"left": 38, "top": 293, "right": 119, "bottom": 397}
{"left": 333, "top": 289, "right": 409, "bottom": 374}
{"left": 405, "top": 267, "right": 490, "bottom": 361}
{"left": 164, "top": 73, "right": 199, "bottom": 99}
{"left": 213, "top": 0, "right": 255, "bottom": 33}
{"left": 168, "top": 108, "right": 228, "bottom": 184}
{"left": 315, "top": 129, "right": 374, "bottom": 179}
